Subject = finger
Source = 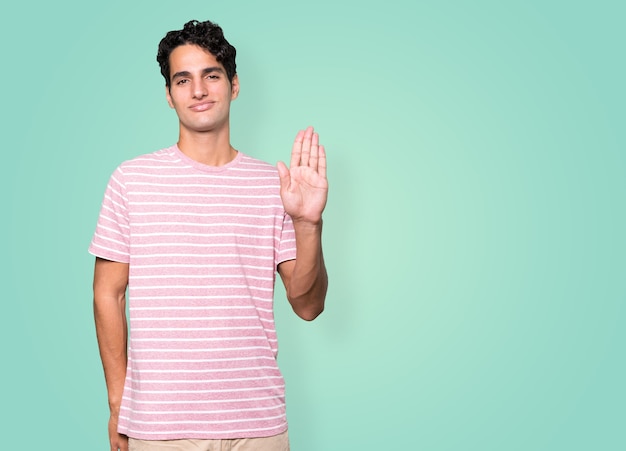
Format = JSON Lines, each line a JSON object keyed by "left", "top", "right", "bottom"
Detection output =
{"left": 318, "top": 145, "right": 327, "bottom": 180}
{"left": 300, "top": 126, "right": 314, "bottom": 167}
{"left": 120, "top": 435, "right": 129, "bottom": 451}
{"left": 276, "top": 161, "right": 291, "bottom": 191}
{"left": 309, "top": 132, "right": 319, "bottom": 171}
{"left": 290, "top": 130, "right": 305, "bottom": 169}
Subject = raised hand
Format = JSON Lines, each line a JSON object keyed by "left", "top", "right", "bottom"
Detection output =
{"left": 277, "top": 126, "right": 328, "bottom": 225}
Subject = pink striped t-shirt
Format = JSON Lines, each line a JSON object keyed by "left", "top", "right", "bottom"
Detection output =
{"left": 89, "top": 145, "right": 297, "bottom": 440}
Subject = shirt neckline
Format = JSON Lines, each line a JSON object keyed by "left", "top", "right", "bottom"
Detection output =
{"left": 169, "top": 143, "right": 244, "bottom": 173}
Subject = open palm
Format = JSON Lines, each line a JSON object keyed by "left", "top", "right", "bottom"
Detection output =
{"left": 277, "top": 127, "right": 328, "bottom": 224}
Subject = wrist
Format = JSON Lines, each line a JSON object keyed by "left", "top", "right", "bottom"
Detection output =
{"left": 108, "top": 399, "right": 122, "bottom": 415}
{"left": 292, "top": 218, "right": 323, "bottom": 232}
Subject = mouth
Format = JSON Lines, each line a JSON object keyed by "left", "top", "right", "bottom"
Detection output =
{"left": 189, "top": 101, "right": 215, "bottom": 112}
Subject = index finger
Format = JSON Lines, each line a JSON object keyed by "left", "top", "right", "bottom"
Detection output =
{"left": 290, "top": 129, "right": 305, "bottom": 169}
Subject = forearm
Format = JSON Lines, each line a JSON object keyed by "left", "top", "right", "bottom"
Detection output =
{"left": 93, "top": 258, "right": 130, "bottom": 413}
{"left": 285, "top": 221, "right": 328, "bottom": 320}
{"left": 94, "top": 293, "right": 128, "bottom": 412}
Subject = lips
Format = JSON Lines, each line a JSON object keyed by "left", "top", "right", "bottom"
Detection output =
{"left": 189, "top": 101, "right": 215, "bottom": 112}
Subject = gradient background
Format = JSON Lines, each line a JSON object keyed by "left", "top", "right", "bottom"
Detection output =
{"left": 2, "top": 1, "right": 624, "bottom": 449}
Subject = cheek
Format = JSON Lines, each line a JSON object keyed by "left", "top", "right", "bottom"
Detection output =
{"left": 167, "top": 90, "right": 185, "bottom": 109}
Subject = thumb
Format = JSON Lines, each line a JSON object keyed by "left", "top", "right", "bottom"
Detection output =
{"left": 277, "top": 161, "right": 290, "bottom": 190}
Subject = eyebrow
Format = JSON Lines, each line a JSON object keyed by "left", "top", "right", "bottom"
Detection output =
{"left": 171, "top": 66, "right": 226, "bottom": 81}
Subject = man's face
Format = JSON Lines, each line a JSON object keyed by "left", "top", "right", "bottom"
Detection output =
{"left": 165, "top": 44, "right": 239, "bottom": 135}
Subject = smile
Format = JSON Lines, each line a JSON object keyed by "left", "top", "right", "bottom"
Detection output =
{"left": 189, "top": 101, "right": 215, "bottom": 112}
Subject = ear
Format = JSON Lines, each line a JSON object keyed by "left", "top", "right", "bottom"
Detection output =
{"left": 165, "top": 85, "right": 174, "bottom": 108}
{"left": 231, "top": 74, "right": 240, "bottom": 100}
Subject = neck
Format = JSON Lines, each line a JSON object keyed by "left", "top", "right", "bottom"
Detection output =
{"left": 177, "top": 126, "right": 237, "bottom": 166}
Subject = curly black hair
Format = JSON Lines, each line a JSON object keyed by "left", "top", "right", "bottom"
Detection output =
{"left": 157, "top": 20, "right": 237, "bottom": 87}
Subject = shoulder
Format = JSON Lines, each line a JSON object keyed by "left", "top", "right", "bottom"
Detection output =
{"left": 229, "top": 153, "right": 282, "bottom": 193}
{"left": 117, "top": 146, "right": 178, "bottom": 173}
{"left": 236, "top": 152, "right": 279, "bottom": 176}
{"left": 102, "top": 146, "right": 179, "bottom": 190}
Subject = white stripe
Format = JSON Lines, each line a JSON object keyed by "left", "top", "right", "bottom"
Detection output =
{"left": 90, "top": 242, "right": 128, "bottom": 257}
{"left": 109, "top": 172, "right": 125, "bottom": 190}
{"left": 129, "top": 201, "right": 278, "bottom": 208}
{"left": 92, "top": 233, "right": 127, "bottom": 247}
{"left": 131, "top": 303, "right": 270, "bottom": 313}
{"left": 120, "top": 413, "right": 285, "bottom": 425}
{"left": 123, "top": 394, "right": 278, "bottom": 404}
{"left": 127, "top": 376, "right": 283, "bottom": 385}
{"left": 130, "top": 285, "right": 273, "bottom": 292}
{"left": 131, "top": 337, "right": 276, "bottom": 344}
{"left": 131, "top": 231, "right": 275, "bottom": 239}
{"left": 122, "top": 173, "right": 277, "bottom": 180}
{"left": 135, "top": 263, "right": 271, "bottom": 270}
{"left": 132, "top": 336, "right": 275, "bottom": 343}
{"left": 129, "top": 295, "right": 259, "bottom": 300}
{"left": 130, "top": 306, "right": 255, "bottom": 311}
{"left": 130, "top": 356, "right": 276, "bottom": 363}
{"left": 130, "top": 191, "right": 280, "bottom": 199}
{"left": 125, "top": 386, "right": 284, "bottom": 395}
{"left": 107, "top": 184, "right": 129, "bottom": 203}
{"left": 131, "top": 242, "right": 275, "bottom": 250}
{"left": 122, "top": 405, "right": 283, "bottom": 415}
{"left": 96, "top": 224, "right": 126, "bottom": 238}
{"left": 134, "top": 366, "right": 277, "bottom": 374}
{"left": 131, "top": 222, "right": 280, "bottom": 230}
{"left": 104, "top": 194, "right": 128, "bottom": 212}
{"left": 123, "top": 423, "right": 286, "bottom": 435}
{"left": 133, "top": 332, "right": 267, "bottom": 340}
{"left": 99, "top": 214, "right": 130, "bottom": 230}
{"left": 131, "top": 253, "right": 273, "bottom": 260}
{"left": 129, "top": 211, "right": 279, "bottom": 218}
{"left": 127, "top": 182, "right": 279, "bottom": 189}
{"left": 102, "top": 203, "right": 126, "bottom": 219}
{"left": 131, "top": 275, "right": 273, "bottom": 282}
{"left": 133, "top": 334, "right": 267, "bottom": 340}
{"left": 132, "top": 316, "right": 260, "bottom": 321}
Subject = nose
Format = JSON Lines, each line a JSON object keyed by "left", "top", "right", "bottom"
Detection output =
{"left": 192, "top": 79, "right": 208, "bottom": 99}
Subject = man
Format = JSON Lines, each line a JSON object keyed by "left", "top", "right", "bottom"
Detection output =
{"left": 90, "top": 19, "right": 328, "bottom": 451}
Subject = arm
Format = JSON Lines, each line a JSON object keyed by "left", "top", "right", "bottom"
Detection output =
{"left": 277, "top": 127, "right": 329, "bottom": 321}
{"left": 93, "top": 257, "right": 129, "bottom": 451}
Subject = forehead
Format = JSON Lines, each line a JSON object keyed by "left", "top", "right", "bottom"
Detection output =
{"left": 168, "top": 44, "right": 224, "bottom": 74}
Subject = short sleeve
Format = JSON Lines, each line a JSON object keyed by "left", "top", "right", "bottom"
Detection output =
{"left": 88, "top": 166, "right": 131, "bottom": 263}
{"left": 276, "top": 212, "right": 297, "bottom": 267}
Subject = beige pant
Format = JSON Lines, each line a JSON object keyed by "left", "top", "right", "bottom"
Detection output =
{"left": 128, "top": 430, "right": 289, "bottom": 451}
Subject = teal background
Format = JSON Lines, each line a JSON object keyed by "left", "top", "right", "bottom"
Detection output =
{"left": 2, "top": 1, "right": 624, "bottom": 449}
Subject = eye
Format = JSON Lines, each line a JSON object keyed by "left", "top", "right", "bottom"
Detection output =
{"left": 207, "top": 74, "right": 219, "bottom": 80}
{"left": 176, "top": 79, "right": 189, "bottom": 85}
